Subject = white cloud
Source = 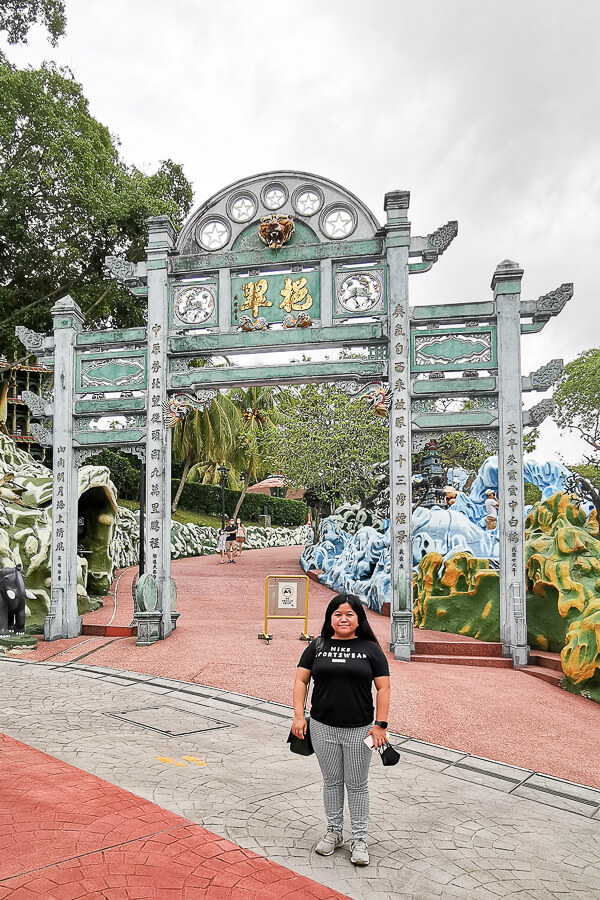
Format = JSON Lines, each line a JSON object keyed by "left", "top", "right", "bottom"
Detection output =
{"left": 4, "top": 0, "right": 599, "bottom": 463}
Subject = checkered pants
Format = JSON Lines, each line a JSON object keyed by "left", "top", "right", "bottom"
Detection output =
{"left": 310, "top": 717, "right": 372, "bottom": 841}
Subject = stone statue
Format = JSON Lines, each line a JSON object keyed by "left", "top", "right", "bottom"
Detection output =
{"left": 0, "top": 564, "right": 28, "bottom": 633}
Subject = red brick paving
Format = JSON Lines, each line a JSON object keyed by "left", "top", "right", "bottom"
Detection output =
{"left": 23, "top": 546, "right": 600, "bottom": 788}
{"left": 0, "top": 733, "right": 349, "bottom": 899}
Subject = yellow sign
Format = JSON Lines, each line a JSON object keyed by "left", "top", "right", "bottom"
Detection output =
{"left": 259, "top": 574, "right": 311, "bottom": 643}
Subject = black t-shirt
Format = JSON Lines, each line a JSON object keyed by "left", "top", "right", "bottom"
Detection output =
{"left": 225, "top": 524, "right": 237, "bottom": 541}
{"left": 298, "top": 637, "right": 390, "bottom": 728}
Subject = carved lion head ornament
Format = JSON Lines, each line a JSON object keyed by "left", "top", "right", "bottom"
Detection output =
{"left": 258, "top": 214, "right": 295, "bottom": 250}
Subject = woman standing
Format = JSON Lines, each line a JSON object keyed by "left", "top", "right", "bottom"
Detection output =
{"left": 234, "top": 517, "right": 246, "bottom": 557}
{"left": 225, "top": 518, "right": 238, "bottom": 562}
{"left": 217, "top": 527, "right": 227, "bottom": 564}
{"left": 291, "top": 593, "right": 390, "bottom": 867}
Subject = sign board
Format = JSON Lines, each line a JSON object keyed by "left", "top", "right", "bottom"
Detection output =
{"left": 259, "top": 575, "right": 311, "bottom": 643}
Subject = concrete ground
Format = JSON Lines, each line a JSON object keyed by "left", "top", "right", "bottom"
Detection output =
{"left": 5, "top": 545, "right": 600, "bottom": 898}
{"left": 1, "top": 657, "right": 600, "bottom": 900}
{"left": 24, "top": 546, "right": 600, "bottom": 788}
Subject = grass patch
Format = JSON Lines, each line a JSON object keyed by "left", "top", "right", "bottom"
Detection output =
{"left": 117, "top": 500, "right": 290, "bottom": 530}
{"left": 119, "top": 499, "right": 222, "bottom": 529}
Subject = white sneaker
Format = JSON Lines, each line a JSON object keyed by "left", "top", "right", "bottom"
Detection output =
{"left": 350, "top": 839, "right": 369, "bottom": 866}
{"left": 315, "top": 830, "right": 343, "bottom": 856}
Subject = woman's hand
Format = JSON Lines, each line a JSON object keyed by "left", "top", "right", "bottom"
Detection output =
{"left": 368, "top": 724, "right": 387, "bottom": 750}
{"left": 291, "top": 716, "right": 307, "bottom": 739}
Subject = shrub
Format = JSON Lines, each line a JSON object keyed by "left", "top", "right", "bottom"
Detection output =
{"left": 172, "top": 481, "right": 307, "bottom": 526}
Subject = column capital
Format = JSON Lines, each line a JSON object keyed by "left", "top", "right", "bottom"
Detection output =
{"left": 491, "top": 259, "right": 524, "bottom": 295}
{"left": 384, "top": 191, "right": 410, "bottom": 225}
{"left": 146, "top": 215, "right": 177, "bottom": 250}
{"left": 51, "top": 294, "right": 85, "bottom": 330}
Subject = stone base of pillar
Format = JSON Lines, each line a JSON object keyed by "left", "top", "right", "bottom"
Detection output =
{"left": 510, "top": 644, "right": 529, "bottom": 667}
{"left": 159, "top": 616, "right": 173, "bottom": 640}
{"left": 43, "top": 613, "right": 82, "bottom": 641}
{"left": 391, "top": 642, "right": 413, "bottom": 661}
{"left": 390, "top": 614, "right": 414, "bottom": 660}
{"left": 135, "top": 611, "right": 162, "bottom": 646}
{"left": 170, "top": 611, "right": 180, "bottom": 630}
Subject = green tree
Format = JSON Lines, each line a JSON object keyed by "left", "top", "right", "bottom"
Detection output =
{"left": 171, "top": 394, "right": 242, "bottom": 513}
{"left": 86, "top": 449, "right": 141, "bottom": 501}
{"left": 0, "top": 63, "right": 193, "bottom": 356}
{"left": 566, "top": 462, "right": 600, "bottom": 521}
{"left": 0, "top": 1, "right": 65, "bottom": 59}
{"left": 433, "top": 431, "right": 488, "bottom": 474}
{"left": 227, "top": 385, "right": 285, "bottom": 517}
{"left": 554, "top": 349, "right": 600, "bottom": 453}
{"left": 259, "top": 384, "right": 389, "bottom": 539}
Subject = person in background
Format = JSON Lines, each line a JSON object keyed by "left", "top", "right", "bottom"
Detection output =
{"left": 225, "top": 517, "right": 238, "bottom": 562}
{"left": 485, "top": 489, "right": 499, "bottom": 530}
{"left": 291, "top": 593, "right": 390, "bottom": 867}
{"left": 217, "top": 527, "right": 227, "bottom": 564}
{"left": 234, "top": 517, "right": 247, "bottom": 557}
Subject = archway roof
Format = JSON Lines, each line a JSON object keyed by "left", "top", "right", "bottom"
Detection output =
{"left": 176, "top": 170, "right": 381, "bottom": 256}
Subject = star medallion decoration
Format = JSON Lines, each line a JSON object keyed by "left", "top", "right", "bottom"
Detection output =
{"left": 199, "top": 221, "right": 229, "bottom": 250}
{"left": 296, "top": 190, "right": 321, "bottom": 216}
{"left": 324, "top": 209, "right": 354, "bottom": 238}
{"left": 231, "top": 196, "right": 255, "bottom": 222}
{"left": 264, "top": 187, "right": 286, "bottom": 209}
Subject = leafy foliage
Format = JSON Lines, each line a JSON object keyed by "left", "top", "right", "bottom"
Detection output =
{"left": 171, "top": 393, "right": 242, "bottom": 512}
{"left": 433, "top": 431, "right": 488, "bottom": 474}
{"left": 524, "top": 482, "right": 542, "bottom": 506}
{"left": 172, "top": 481, "right": 307, "bottom": 527}
{"left": 554, "top": 349, "right": 600, "bottom": 453}
{"left": 0, "top": 0, "right": 65, "bottom": 58}
{"left": 259, "top": 384, "right": 389, "bottom": 526}
{"left": 85, "top": 449, "right": 141, "bottom": 501}
{"left": 565, "top": 462, "right": 600, "bottom": 520}
{"left": 0, "top": 63, "right": 193, "bottom": 356}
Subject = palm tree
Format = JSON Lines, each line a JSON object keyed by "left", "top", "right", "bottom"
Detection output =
{"left": 171, "top": 392, "right": 242, "bottom": 513}
{"left": 227, "top": 385, "right": 286, "bottom": 518}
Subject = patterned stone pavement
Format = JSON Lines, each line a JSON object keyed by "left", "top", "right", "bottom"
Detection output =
{"left": 1, "top": 656, "right": 600, "bottom": 900}
{"left": 0, "top": 732, "right": 345, "bottom": 899}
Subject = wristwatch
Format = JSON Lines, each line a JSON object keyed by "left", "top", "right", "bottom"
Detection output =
{"left": 374, "top": 720, "right": 388, "bottom": 729}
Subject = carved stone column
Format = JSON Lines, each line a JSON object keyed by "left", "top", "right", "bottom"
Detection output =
{"left": 385, "top": 191, "right": 414, "bottom": 660}
{"left": 145, "top": 215, "right": 176, "bottom": 640}
{"left": 46, "top": 295, "right": 84, "bottom": 640}
{"left": 493, "top": 260, "right": 529, "bottom": 667}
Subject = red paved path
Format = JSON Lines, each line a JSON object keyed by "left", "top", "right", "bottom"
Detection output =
{"left": 25, "top": 546, "right": 600, "bottom": 788}
{"left": 0, "top": 732, "right": 348, "bottom": 900}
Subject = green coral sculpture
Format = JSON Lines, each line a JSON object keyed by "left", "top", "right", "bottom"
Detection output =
{"left": 525, "top": 492, "right": 600, "bottom": 701}
{"left": 0, "top": 434, "right": 120, "bottom": 631}
{"left": 413, "top": 492, "right": 600, "bottom": 702}
{"left": 414, "top": 552, "right": 500, "bottom": 641}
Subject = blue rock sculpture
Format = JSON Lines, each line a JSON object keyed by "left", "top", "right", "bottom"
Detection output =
{"left": 300, "top": 453, "right": 575, "bottom": 614}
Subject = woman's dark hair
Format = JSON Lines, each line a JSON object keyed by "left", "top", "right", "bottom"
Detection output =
{"left": 320, "top": 593, "right": 380, "bottom": 644}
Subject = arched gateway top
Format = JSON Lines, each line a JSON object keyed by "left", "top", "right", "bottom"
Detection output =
{"left": 176, "top": 170, "right": 381, "bottom": 256}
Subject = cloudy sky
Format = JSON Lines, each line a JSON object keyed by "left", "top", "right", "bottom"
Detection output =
{"left": 5, "top": 0, "right": 599, "bottom": 463}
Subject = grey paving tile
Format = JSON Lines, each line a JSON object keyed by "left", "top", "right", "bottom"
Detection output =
{"left": 457, "top": 754, "right": 533, "bottom": 780}
{"left": 397, "top": 738, "right": 468, "bottom": 764}
{"left": 518, "top": 773, "right": 600, "bottom": 806}
{"left": 512, "top": 783, "right": 600, "bottom": 818}
{"left": 3, "top": 661, "right": 600, "bottom": 900}
{"left": 445, "top": 766, "right": 524, "bottom": 794}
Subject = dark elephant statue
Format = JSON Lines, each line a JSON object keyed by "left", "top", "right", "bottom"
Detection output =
{"left": 0, "top": 564, "right": 27, "bottom": 633}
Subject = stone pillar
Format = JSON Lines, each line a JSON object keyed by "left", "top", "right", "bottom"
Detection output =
{"left": 218, "top": 268, "right": 232, "bottom": 334}
{"left": 145, "top": 215, "right": 176, "bottom": 640}
{"left": 320, "top": 258, "right": 333, "bottom": 328}
{"left": 493, "top": 260, "right": 529, "bottom": 667}
{"left": 46, "top": 295, "right": 84, "bottom": 640}
{"left": 385, "top": 191, "right": 413, "bottom": 660}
